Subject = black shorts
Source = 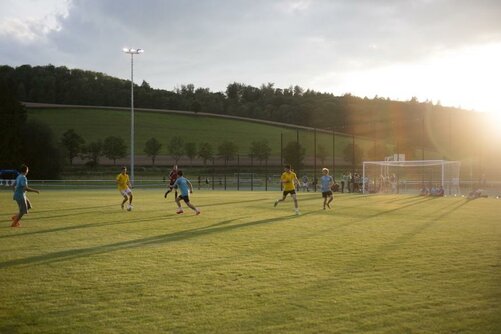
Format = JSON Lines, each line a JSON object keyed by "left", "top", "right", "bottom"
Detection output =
{"left": 178, "top": 195, "right": 190, "bottom": 203}
{"left": 322, "top": 191, "right": 333, "bottom": 198}
{"left": 283, "top": 190, "right": 296, "bottom": 197}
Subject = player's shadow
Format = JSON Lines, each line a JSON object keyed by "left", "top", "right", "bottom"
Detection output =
{"left": 25, "top": 207, "right": 119, "bottom": 221}
{"left": 245, "top": 198, "right": 475, "bottom": 322}
{"left": 0, "top": 212, "right": 311, "bottom": 269}
{"left": 370, "top": 198, "right": 472, "bottom": 255}
{"left": 199, "top": 198, "right": 271, "bottom": 208}
{"left": 33, "top": 204, "right": 118, "bottom": 214}
{"left": 0, "top": 213, "right": 182, "bottom": 239}
{"left": 306, "top": 196, "right": 441, "bottom": 237}
{"left": 337, "top": 195, "right": 434, "bottom": 215}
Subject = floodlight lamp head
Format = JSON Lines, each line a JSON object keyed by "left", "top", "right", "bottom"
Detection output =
{"left": 122, "top": 48, "right": 144, "bottom": 54}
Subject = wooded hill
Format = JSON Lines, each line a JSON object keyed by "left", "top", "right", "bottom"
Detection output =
{"left": 0, "top": 64, "right": 489, "bottom": 162}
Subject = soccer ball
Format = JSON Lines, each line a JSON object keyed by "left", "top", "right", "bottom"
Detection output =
{"left": 127, "top": 205, "right": 133, "bottom": 211}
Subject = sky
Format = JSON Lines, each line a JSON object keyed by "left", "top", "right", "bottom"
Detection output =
{"left": 1, "top": 0, "right": 501, "bottom": 118}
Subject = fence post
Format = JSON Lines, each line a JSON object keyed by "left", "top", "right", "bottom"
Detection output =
{"left": 314, "top": 128, "right": 317, "bottom": 192}
{"left": 237, "top": 154, "right": 240, "bottom": 191}
{"left": 212, "top": 159, "right": 215, "bottom": 190}
{"left": 265, "top": 158, "right": 268, "bottom": 191}
{"left": 280, "top": 132, "right": 283, "bottom": 166}
{"left": 332, "top": 129, "right": 336, "bottom": 178}
{"left": 250, "top": 154, "right": 253, "bottom": 191}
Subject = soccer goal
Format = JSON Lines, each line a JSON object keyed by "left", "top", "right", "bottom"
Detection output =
{"left": 362, "top": 160, "right": 461, "bottom": 195}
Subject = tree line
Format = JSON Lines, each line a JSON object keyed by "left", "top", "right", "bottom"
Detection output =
{"left": 1, "top": 77, "right": 357, "bottom": 178}
{"left": 0, "top": 64, "right": 484, "bottom": 161}
{"left": 61, "top": 129, "right": 277, "bottom": 167}
{"left": 0, "top": 80, "right": 60, "bottom": 179}
{"left": 3, "top": 63, "right": 492, "bottom": 181}
{"left": 61, "top": 128, "right": 371, "bottom": 172}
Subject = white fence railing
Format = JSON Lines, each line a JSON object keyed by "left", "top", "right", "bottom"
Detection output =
{"left": 1, "top": 179, "right": 500, "bottom": 195}
{"left": 0, "top": 178, "right": 282, "bottom": 191}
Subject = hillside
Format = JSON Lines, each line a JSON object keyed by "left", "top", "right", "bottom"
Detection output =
{"left": 1, "top": 64, "right": 486, "bottom": 160}
{"left": 26, "top": 106, "right": 365, "bottom": 164}
{"left": 3, "top": 64, "right": 500, "bottom": 180}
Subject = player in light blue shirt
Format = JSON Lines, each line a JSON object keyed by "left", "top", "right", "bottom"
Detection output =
{"left": 172, "top": 170, "right": 200, "bottom": 215}
{"left": 320, "top": 168, "right": 334, "bottom": 210}
{"left": 11, "top": 164, "right": 40, "bottom": 227}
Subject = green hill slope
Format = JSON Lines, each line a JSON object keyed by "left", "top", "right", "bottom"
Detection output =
{"left": 26, "top": 107, "right": 360, "bottom": 159}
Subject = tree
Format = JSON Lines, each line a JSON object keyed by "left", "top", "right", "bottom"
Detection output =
{"left": 103, "top": 136, "right": 127, "bottom": 165}
{"left": 184, "top": 142, "right": 197, "bottom": 166}
{"left": 367, "top": 142, "right": 391, "bottom": 161}
{"left": 218, "top": 141, "right": 238, "bottom": 166}
{"left": 0, "top": 77, "right": 27, "bottom": 168}
{"left": 293, "top": 85, "right": 304, "bottom": 96}
{"left": 226, "top": 82, "right": 244, "bottom": 100}
{"left": 394, "top": 136, "right": 418, "bottom": 161}
{"left": 21, "top": 119, "right": 62, "bottom": 179}
{"left": 144, "top": 137, "right": 162, "bottom": 166}
{"left": 283, "top": 141, "right": 305, "bottom": 171}
{"left": 343, "top": 143, "right": 365, "bottom": 168}
{"left": 61, "top": 129, "right": 85, "bottom": 165}
{"left": 83, "top": 140, "right": 103, "bottom": 167}
{"left": 198, "top": 142, "right": 214, "bottom": 166}
{"left": 249, "top": 139, "right": 272, "bottom": 165}
{"left": 167, "top": 136, "right": 185, "bottom": 164}
{"left": 316, "top": 144, "right": 328, "bottom": 166}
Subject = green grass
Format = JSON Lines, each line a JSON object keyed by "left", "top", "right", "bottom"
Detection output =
{"left": 27, "top": 107, "right": 362, "bottom": 156}
{"left": 1, "top": 190, "right": 500, "bottom": 333}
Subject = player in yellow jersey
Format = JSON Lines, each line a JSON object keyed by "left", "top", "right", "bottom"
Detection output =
{"left": 116, "top": 166, "right": 133, "bottom": 210}
{"left": 274, "top": 165, "right": 300, "bottom": 215}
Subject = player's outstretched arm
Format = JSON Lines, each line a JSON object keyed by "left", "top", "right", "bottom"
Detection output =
{"left": 26, "top": 186, "right": 40, "bottom": 194}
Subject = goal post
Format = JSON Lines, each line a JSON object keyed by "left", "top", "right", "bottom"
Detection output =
{"left": 362, "top": 160, "right": 461, "bottom": 195}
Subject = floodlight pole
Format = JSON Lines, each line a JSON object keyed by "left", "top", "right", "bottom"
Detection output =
{"left": 123, "top": 48, "right": 144, "bottom": 186}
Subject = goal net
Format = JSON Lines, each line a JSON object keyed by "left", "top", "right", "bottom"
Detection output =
{"left": 362, "top": 160, "right": 461, "bottom": 195}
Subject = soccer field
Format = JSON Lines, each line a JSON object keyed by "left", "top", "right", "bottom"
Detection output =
{"left": 1, "top": 189, "right": 500, "bottom": 333}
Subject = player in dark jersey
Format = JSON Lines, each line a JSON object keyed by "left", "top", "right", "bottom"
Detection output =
{"left": 164, "top": 165, "right": 179, "bottom": 198}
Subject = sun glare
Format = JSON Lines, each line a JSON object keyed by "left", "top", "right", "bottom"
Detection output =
{"left": 319, "top": 42, "right": 501, "bottom": 123}
{"left": 485, "top": 111, "right": 501, "bottom": 136}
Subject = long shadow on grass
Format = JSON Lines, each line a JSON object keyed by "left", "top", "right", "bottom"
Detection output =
{"left": 369, "top": 198, "right": 472, "bottom": 256}
{"left": 333, "top": 195, "right": 436, "bottom": 219}
{"left": 0, "top": 213, "right": 183, "bottom": 239}
{"left": 0, "top": 196, "right": 286, "bottom": 238}
{"left": 21, "top": 207, "right": 120, "bottom": 221}
{"left": 1, "top": 203, "right": 122, "bottom": 224}
{"left": 0, "top": 213, "right": 311, "bottom": 269}
{"left": 199, "top": 198, "right": 270, "bottom": 208}
{"left": 32, "top": 204, "right": 118, "bottom": 214}
{"left": 244, "top": 199, "right": 474, "bottom": 325}
{"left": 298, "top": 196, "right": 444, "bottom": 241}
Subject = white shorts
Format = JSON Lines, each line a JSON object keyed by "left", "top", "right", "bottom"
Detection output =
{"left": 120, "top": 188, "right": 132, "bottom": 196}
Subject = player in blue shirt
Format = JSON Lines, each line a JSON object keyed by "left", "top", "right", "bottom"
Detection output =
{"left": 320, "top": 168, "right": 334, "bottom": 210}
{"left": 11, "top": 164, "right": 40, "bottom": 227}
{"left": 172, "top": 170, "right": 200, "bottom": 215}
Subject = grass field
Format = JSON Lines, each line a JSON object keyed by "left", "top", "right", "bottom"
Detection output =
{"left": 1, "top": 189, "right": 500, "bottom": 333}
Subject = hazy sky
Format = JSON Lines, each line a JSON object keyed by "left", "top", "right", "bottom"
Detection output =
{"left": 1, "top": 0, "right": 501, "bottom": 114}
